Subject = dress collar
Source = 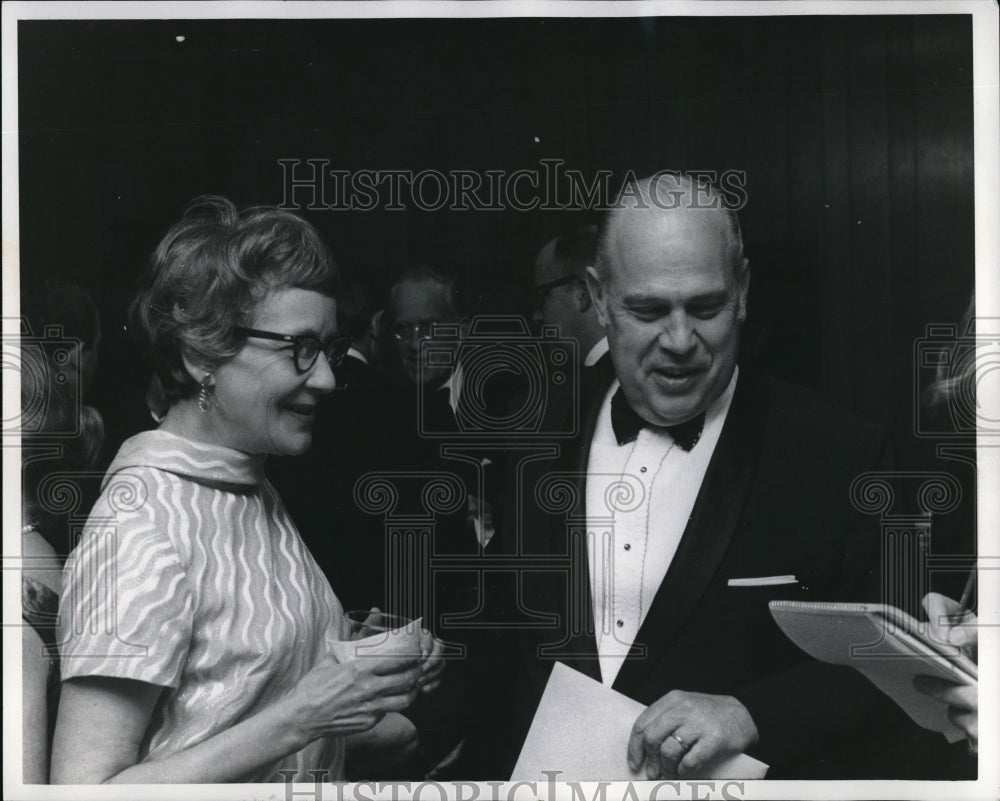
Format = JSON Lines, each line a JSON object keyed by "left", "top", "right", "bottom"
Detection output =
{"left": 103, "top": 430, "right": 266, "bottom": 489}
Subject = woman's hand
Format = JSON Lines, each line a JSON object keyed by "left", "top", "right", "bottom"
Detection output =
{"left": 347, "top": 608, "right": 445, "bottom": 694}
{"left": 418, "top": 628, "right": 445, "bottom": 694}
{"left": 288, "top": 651, "right": 423, "bottom": 742}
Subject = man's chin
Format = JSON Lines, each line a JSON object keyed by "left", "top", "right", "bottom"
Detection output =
{"left": 644, "top": 395, "right": 708, "bottom": 426}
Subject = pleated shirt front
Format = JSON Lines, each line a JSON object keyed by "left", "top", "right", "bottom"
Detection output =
{"left": 59, "top": 430, "right": 347, "bottom": 782}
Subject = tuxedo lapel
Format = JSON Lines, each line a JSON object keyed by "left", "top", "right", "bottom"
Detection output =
{"left": 613, "top": 370, "right": 769, "bottom": 694}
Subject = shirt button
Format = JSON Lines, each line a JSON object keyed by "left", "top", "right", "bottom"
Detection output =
{"left": 624, "top": 543, "right": 631, "bottom": 551}
{"left": 616, "top": 619, "right": 624, "bottom": 628}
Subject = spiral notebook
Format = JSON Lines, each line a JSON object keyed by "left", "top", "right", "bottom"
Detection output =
{"left": 769, "top": 600, "right": 977, "bottom": 743}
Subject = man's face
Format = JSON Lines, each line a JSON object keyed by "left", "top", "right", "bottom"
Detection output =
{"left": 389, "top": 279, "right": 457, "bottom": 386}
{"left": 589, "top": 207, "right": 748, "bottom": 426}
{"left": 533, "top": 279, "right": 583, "bottom": 336}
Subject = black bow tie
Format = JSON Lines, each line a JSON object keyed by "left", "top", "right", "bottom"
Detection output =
{"left": 610, "top": 388, "right": 705, "bottom": 451}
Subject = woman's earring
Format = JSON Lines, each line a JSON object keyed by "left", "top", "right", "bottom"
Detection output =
{"left": 198, "top": 374, "right": 215, "bottom": 413}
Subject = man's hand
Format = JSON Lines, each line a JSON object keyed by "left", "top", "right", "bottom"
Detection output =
{"left": 627, "top": 691, "right": 759, "bottom": 779}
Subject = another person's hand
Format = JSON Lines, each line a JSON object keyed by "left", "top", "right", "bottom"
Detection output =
{"left": 627, "top": 691, "right": 758, "bottom": 779}
{"left": 289, "top": 650, "right": 422, "bottom": 742}
{"left": 913, "top": 674, "right": 977, "bottom": 752}
{"left": 922, "top": 591, "right": 977, "bottom": 660}
{"left": 915, "top": 592, "right": 978, "bottom": 752}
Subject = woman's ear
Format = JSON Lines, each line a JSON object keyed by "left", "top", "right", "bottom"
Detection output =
{"left": 179, "top": 348, "right": 212, "bottom": 386}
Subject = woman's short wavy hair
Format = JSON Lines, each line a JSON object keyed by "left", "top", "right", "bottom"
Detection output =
{"left": 130, "top": 196, "right": 339, "bottom": 403}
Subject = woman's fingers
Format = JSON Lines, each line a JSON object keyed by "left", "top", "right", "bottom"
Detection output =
{"left": 365, "top": 652, "right": 422, "bottom": 676}
{"left": 370, "top": 688, "right": 421, "bottom": 715}
{"left": 363, "top": 663, "right": 422, "bottom": 697}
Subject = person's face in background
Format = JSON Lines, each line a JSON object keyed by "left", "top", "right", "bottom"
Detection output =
{"left": 533, "top": 278, "right": 587, "bottom": 337}
{"left": 589, "top": 203, "right": 748, "bottom": 426}
{"left": 388, "top": 279, "right": 458, "bottom": 387}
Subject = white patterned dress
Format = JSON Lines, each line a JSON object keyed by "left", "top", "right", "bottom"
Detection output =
{"left": 59, "top": 430, "right": 348, "bottom": 782}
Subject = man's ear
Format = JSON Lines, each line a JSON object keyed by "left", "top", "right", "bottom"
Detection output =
{"left": 585, "top": 267, "right": 609, "bottom": 328}
{"left": 370, "top": 309, "right": 384, "bottom": 338}
{"left": 573, "top": 280, "right": 593, "bottom": 313}
{"left": 736, "top": 259, "right": 751, "bottom": 322}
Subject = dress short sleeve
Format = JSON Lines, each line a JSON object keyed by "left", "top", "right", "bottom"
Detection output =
{"left": 59, "top": 497, "right": 194, "bottom": 689}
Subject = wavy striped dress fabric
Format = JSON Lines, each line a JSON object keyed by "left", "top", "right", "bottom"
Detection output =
{"left": 59, "top": 430, "right": 349, "bottom": 782}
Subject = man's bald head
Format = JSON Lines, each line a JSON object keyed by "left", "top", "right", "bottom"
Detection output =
{"left": 585, "top": 172, "right": 750, "bottom": 426}
{"left": 594, "top": 173, "right": 747, "bottom": 281}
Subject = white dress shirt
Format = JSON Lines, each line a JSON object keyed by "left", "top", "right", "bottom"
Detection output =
{"left": 346, "top": 346, "right": 368, "bottom": 365}
{"left": 585, "top": 368, "right": 739, "bottom": 685}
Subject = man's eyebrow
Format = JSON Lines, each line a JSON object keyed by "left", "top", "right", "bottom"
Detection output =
{"left": 619, "top": 289, "right": 729, "bottom": 306}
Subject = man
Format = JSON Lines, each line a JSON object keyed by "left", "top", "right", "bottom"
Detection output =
{"left": 384, "top": 264, "right": 461, "bottom": 395}
{"left": 533, "top": 224, "right": 610, "bottom": 373}
{"left": 333, "top": 278, "right": 381, "bottom": 392}
{"left": 504, "top": 172, "right": 912, "bottom": 779}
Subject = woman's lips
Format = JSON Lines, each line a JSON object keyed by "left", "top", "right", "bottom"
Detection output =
{"left": 284, "top": 402, "right": 316, "bottom": 418}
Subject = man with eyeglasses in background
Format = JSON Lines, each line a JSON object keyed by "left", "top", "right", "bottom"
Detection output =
{"left": 383, "top": 264, "right": 464, "bottom": 414}
{"left": 533, "top": 224, "right": 610, "bottom": 375}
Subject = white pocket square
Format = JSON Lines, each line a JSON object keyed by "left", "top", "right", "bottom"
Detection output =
{"left": 728, "top": 575, "right": 798, "bottom": 587}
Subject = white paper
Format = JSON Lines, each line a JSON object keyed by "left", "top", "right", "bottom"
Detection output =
{"left": 329, "top": 617, "right": 424, "bottom": 662}
{"left": 511, "top": 662, "right": 769, "bottom": 781}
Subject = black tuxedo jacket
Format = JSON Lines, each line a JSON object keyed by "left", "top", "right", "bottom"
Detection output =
{"left": 500, "top": 367, "right": 916, "bottom": 778}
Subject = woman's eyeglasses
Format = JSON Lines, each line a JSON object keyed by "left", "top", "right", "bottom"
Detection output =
{"left": 236, "top": 327, "right": 352, "bottom": 373}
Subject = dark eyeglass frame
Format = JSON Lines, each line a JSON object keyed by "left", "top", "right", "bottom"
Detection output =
{"left": 390, "top": 320, "right": 461, "bottom": 342}
{"left": 534, "top": 275, "right": 586, "bottom": 305}
{"left": 236, "top": 327, "right": 352, "bottom": 373}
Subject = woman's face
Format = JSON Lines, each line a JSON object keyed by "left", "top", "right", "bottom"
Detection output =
{"left": 210, "top": 287, "right": 338, "bottom": 456}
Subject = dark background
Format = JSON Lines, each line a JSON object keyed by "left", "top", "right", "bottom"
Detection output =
{"left": 18, "top": 15, "right": 977, "bottom": 548}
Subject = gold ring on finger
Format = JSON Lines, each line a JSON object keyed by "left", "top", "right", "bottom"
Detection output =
{"left": 669, "top": 733, "right": 690, "bottom": 751}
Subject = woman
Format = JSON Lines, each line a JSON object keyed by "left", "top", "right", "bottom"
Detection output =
{"left": 21, "top": 347, "right": 104, "bottom": 782}
{"left": 51, "top": 196, "right": 442, "bottom": 783}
